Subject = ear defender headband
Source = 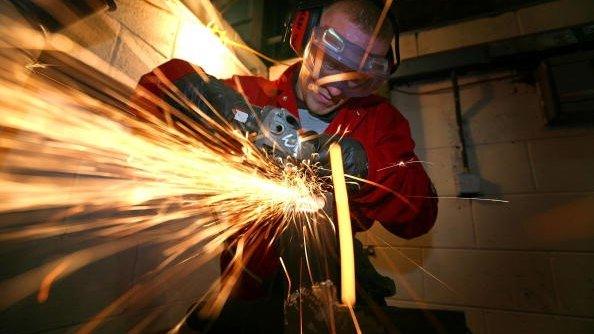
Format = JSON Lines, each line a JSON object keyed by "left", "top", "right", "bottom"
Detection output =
{"left": 287, "top": 0, "right": 401, "bottom": 74}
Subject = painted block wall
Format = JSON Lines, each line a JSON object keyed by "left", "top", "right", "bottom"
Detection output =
{"left": 398, "top": 0, "right": 594, "bottom": 60}
{"left": 62, "top": 0, "right": 265, "bottom": 82}
{"left": 359, "top": 68, "right": 594, "bottom": 334}
{"left": 358, "top": 1, "right": 594, "bottom": 332}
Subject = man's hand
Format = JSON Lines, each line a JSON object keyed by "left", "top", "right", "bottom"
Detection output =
{"left": 165, "top": 72, "right": 251, "bottom": 129}
{"left": 317, "top": 135, "right": 368, "bottom": 179}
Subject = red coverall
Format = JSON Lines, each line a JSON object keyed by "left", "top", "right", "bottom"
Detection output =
{"left": 133, "top": 59, "right": 438, "bottom": 299}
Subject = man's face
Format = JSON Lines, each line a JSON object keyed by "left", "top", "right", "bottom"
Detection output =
{"left": 296, "top": 10, "right": 391, "bottom": 115}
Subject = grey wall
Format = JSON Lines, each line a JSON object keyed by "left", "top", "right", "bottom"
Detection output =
{"left": 356, "top": 1, "right": 594, "bottom": 333}
{"left": 360, "top": 66, "right": 594, "bottom": 334}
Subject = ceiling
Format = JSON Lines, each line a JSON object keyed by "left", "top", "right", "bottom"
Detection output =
{"left": 396, "top": 0, "right": 555, "bottom": 31}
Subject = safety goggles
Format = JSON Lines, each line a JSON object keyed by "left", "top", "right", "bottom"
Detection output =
{"left": 302, "top": 26, "right": 390, "bottom": 98}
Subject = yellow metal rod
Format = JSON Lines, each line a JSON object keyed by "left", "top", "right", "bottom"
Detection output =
{"left": 329, "top": 143, "right": 356, "bottom": 306}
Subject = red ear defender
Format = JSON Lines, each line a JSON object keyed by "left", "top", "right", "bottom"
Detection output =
{"left": 290, "top": 10, "right": 311, "bottom": 56}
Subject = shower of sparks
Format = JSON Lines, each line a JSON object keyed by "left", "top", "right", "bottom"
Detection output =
{"left": 0, "top": 39, "right": 330, "bottom": 332}
{"left": 206, "top": 21, "right": 297, "bottom": 67}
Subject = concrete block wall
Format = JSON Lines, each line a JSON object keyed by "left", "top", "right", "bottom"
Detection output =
{"left": 358, "top": 2, "right": 594, "bottom": 332}
{"left": 0, "top": 1, "right": 264, "bottom": 333}
{"left": 211, "top": 0, "right": 263, "bottom": 51}
{"left": 54, "top": 0, "right": 265, "bottom": 83}
{"left": 398, "top": 0, "right": 594, "bottom": 60}
{"left": 359, "top": 69, "right": 594, "bottom": 333}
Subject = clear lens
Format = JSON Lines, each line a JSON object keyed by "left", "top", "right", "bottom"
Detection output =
{"left": 365, "top": 57, "right": 389, "bottom": 73}
{"left": 302, "top": 27, "right": 390, "bottom": 97}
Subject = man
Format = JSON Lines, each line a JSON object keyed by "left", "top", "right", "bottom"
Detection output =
{"left": 133, "top": 0, "right": 437, "bottom": 331}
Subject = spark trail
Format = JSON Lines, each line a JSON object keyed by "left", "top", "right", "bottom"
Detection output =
{"left": 0, "top": 43, "right": 327, "bottom": 331}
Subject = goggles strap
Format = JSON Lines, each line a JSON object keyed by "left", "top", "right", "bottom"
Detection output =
{"left": 311, "top": 42, "right": 325, "bottom": 81}
{"left": 316, "top": 71, "right": 368, "bottom": 87}
{"left": 359, "top": 0, "right": 393, "bottom": 70}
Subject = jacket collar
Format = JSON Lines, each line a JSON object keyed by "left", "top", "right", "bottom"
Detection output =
{"left": 273, "top": 62, "right": 301, "bottom": 116}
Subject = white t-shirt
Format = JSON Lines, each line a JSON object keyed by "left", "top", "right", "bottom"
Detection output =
{"left": 298, "top": 108, "right": 330, "bottom": 134}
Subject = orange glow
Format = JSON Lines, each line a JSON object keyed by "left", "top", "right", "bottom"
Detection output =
{"left": 37, "top": 260, "right": 70, "bottom": 303}
{"left": 329, "top": 143, "right": 356, "bottom": 306}
{"left": 0, "top": 43, "right": 325, "bottom": 327}
{"left": 174, "top": 16, "right": 250, "bottom": 78}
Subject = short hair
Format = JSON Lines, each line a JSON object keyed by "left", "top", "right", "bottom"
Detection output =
{"left": 323, "top": 0, "right": 394, "bottom": 42}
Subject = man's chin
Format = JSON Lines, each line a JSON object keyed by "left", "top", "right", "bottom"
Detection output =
{"left": 310, "top": 104, "right": 338, "bottom": 116}
{"left": 306, "top": 97, "right": 340, "bottom": 116}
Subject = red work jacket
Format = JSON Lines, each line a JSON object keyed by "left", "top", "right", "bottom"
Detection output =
{"left": 133, "top": 59, "right": 438, "bottom": 298}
